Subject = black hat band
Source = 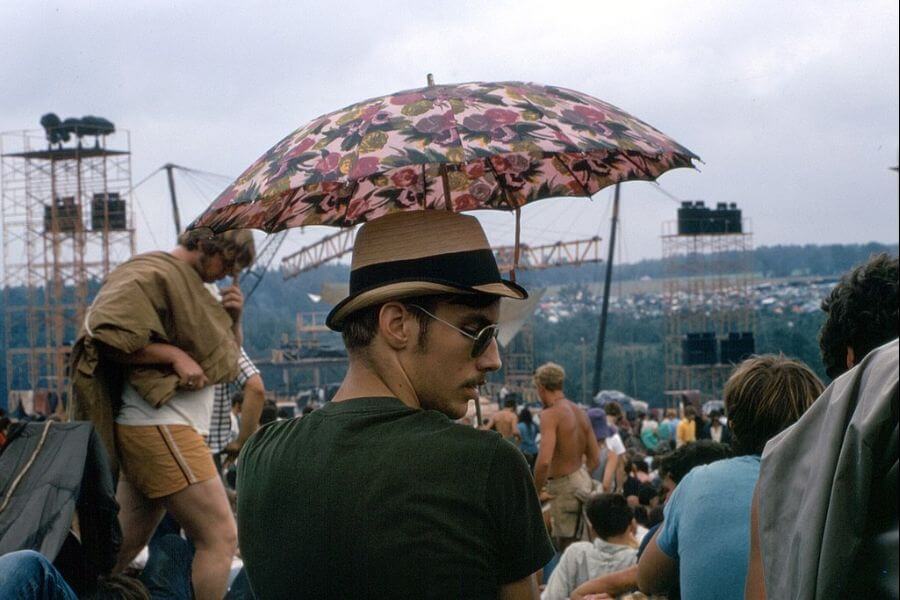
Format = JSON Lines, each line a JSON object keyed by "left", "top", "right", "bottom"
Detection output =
{"left": 350, "top": 249, "right": 501, "bottom": 295}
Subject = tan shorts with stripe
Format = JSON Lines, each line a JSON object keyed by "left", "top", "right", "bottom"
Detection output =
{"left": 115, "top": 424, "right": 217, "bottom": 499}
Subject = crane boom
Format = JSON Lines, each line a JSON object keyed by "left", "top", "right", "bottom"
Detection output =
{"left": 281, "top": 228, "right": 357, "bottom": 280}
{"left": 281, "top": 229, "right": 602, "bottom": 280}
{"left": 495, "top": 236, "right": 603, "bottom": 273}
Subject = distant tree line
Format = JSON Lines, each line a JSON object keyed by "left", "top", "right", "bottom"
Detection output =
{"left": 0, "top": 243, "right": 895, "bottom": 406}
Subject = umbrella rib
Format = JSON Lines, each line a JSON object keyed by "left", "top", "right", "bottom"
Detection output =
{"left": 483, "top": 157, "right": 522, "bottom": 281}
{"left": 439, "top": 163, "right": 452, "bottom": 210}
{"left": 618, "top": 150, "right": 660, "bottom": 182}
{"left": 483, "top": 157, "right": 514, "bottom": 211}
{"left": 555, "top": 153, "right": 595, "bottom": 199}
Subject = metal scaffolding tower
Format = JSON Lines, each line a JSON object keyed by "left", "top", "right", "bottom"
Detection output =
{"left": 2, "top": 128, "right": 135, "bottom": 412}
{"left": 662, "top": 203, "right": 755, "bottom": 401}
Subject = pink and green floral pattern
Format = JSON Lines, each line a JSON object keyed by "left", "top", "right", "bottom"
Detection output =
{"left": 190, "top": 81, "right": 698, "bottom": 232}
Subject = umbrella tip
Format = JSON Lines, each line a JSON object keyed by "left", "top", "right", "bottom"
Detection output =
{"left": 426, "top": 73, "right": 435, "bottom": 88}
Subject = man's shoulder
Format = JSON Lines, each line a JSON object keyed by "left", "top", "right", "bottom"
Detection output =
{"left": 681, "top": 455, "right": 759, "bottom": 490}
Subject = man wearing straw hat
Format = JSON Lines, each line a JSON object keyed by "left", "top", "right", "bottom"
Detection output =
{"left": 238, "top": 210, "right": 555, "bottom": 599}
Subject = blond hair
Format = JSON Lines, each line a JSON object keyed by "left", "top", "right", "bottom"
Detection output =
{"left": 534, "top": 362, "right": 566, "bottom": 391}
{"left": 724, "top": 354, "right": 824, "bottom": 455}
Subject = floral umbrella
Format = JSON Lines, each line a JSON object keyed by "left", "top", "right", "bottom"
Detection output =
{"left": 189, "top": 80, "right": 698, "bottom": 233}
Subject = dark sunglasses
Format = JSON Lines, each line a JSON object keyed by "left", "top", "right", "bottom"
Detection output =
{"left": 408, "top": 304, "right": 500, "bottom": 358}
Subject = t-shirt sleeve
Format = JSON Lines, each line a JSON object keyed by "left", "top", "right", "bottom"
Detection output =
{"left": 608, "top": 433, "right": 626, "bottom": 455}
{"left": 486, "top": 440, "right": 555, "bottom": 584}
{"left": 656, "top": 472, "right": 691, "bottom": 559}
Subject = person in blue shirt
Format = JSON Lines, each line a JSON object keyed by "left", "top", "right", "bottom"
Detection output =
{"left": 637, "top": 354, "right": 824, "bottom": 600}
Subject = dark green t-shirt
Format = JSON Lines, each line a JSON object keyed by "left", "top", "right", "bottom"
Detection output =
{"left": 237, "top": 397, "right": 554, "bottom": 599}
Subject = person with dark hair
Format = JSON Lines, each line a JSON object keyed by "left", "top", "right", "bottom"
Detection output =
{"left": 746, "top": 254, "right": 899, "bottom": 600}
{"left": 657, "top": 439, "right": 733, "bottom": 498}
{"left": 517, "top": 407, "right": 539, "bottom": 471}
{"left": 704, "top": 409, "right": 732, "bottom": 444}
{"left": 207, "top": 347, "right": 265, "bottom": 474}
{"left": 638, "top": 355, "right": 823, "bottom": 599}
{"left": 817, "top": 252, "right": 899, "bottom": 380}
{"left": 569, "top": 440, "right": 732, "bottom": 600}
{"left": 542, "top": 493, "right": 638, "bottom": 599}
{"left": 257, "top": 400, "right": 278, "bottom": 426}
{"left": 237, "top": 211, "right": 553, "bottom": 599}
{"left": 69, "top": 228, "right": 255, "bottom": 600}
{"left": 637, "top": 483, "right": 660, "bottom": 510}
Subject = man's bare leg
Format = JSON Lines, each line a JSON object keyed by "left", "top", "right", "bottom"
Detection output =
{"left": 114, "top": 476, "right": 165, "bottom": 573}
{"left": 164, "top": 477, "right": 237, "bottom": 600}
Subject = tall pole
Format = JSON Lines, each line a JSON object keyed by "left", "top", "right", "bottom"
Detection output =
{"left": 593, "top": 183, "right": 620, "bottom": 397}
{"left": 580, "top": 337, "right": 588, "bottom": 403}
{"left": 164, "top": 163, "right": 181, "bottom": 236}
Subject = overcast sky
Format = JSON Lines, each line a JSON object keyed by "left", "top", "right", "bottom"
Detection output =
{"left": 2, "top": 0, "right": 897, "bottom": 269}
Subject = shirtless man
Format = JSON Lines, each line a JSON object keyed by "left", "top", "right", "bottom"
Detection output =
{"left": 533, "top": 362, "right": 600, "bottom": 549}
{"left": 483, "top": 398, "right": 520, "bottom": 443}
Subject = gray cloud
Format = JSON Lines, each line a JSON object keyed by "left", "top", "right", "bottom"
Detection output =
{"left": 1, "top": 0, "right": 897, "bottom": 263}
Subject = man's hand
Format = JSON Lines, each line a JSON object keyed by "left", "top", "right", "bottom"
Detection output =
{"left": 173, "top": 352, "right": 209, "bottom": 390}
{"left": 539, "top": 490, "right": 554, "bottom": 503}
{"left": 221, "top": 440, "right": 243, "bottom": 468}
{"left": 220, "top": 280, "right": 244, "bottom": 323}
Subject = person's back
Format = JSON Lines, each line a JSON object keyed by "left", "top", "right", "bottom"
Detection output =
{"left": 533, "top": 363, "right": 600, "bottom": 546}
{"left": 658, "top": 411, "right": 677, "bottom": 441}
{"left": 239, "top": 398, "right": 547, "bottom": 598}
{"left": 640, "top": 419, "right": 659, "bottom": 451}
{"left": 657, "top": 456, "right": 760, "bottom": 598}
{"left": 542, "top": 493, "right": 639, "bottom": 600}
{"left": 491, "top": 403, "right": 519, "bottom": 441}
{"left": 518, "top": 423, "right": 538, "bottom": 453}
{"left": 638, "top": 355, "right": 824, "bottom": 600}
{"left": 547, "top": 399, "right": 591, "bottom": 478}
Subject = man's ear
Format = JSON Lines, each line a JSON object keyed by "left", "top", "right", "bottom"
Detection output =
{"left": 846, "top": 346, "right": 856, "bottom": 370}
{"left": 378, "top": 302, "right": 414, "bottom": 352}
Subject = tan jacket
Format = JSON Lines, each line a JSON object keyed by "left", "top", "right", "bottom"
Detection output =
{"left": 70, "top": 251, "right": 239, "bottom": 469}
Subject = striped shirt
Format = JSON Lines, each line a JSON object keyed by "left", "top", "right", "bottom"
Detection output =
{"left": 207, "top": 347, "right": 259, "bottom": 454}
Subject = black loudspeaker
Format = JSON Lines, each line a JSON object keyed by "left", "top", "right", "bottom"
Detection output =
{"left": 677, "top": 201, "right": 742, "bottom": 235}
{"left": 682, "top": 332, "right": 718, "bottom": 365}
{"left": 91, "top": 192, "right": 127, "bottom": 230}
{"left": 44, "top": 197, "right": 82, "bottom": 233}
{"left": 720, "top": 332, "right": 755, "bottom": 364}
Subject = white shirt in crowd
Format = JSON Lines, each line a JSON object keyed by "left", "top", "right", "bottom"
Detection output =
{"left": 605, "top": 432, "right": 627, "bottom": 456}
{"left": 541, "top": 538, "right": 638, "bottom": 600}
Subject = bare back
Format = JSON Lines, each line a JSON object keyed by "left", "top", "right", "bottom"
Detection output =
{"left": 492, "top": 410, "right": 519, "bottom": 439}
{"left": 544, "top": 399, "right": 595, "bottom": 478}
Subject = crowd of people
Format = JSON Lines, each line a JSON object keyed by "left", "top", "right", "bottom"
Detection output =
{"left": 0, "top": 209, "right": 897, "bottom": 600}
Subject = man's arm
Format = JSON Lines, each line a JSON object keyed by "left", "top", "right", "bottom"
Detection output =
{"left": 745, "top": 485, "right": 767, "bottom": 600}
{"left": 498, "top": 572, "right": 539, "bottom": 600}
{"left": 223, "top": 374, "right": 265, "bottom": 461}
{"left": 533, "top": 410, "right": 558, "bottom": 493}
{"left": 636, "top": 529, "right": 678, "bottom": 595}
{"left": 580, "top": 412, "right": 600, "bottom": 473}
{"left": 571, "top": 564, "right": 638, "bottom": 600}
{"left": 103, "top": 341, "right": 208, "bottom": 388}
{"left": 601, "top": 445, "right": 618, "bottom": 492}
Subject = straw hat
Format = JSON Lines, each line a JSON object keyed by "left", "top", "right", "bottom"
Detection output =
{"left": 326, "top": 210, "right": 527, "bottom": 331}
